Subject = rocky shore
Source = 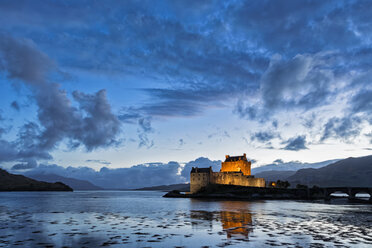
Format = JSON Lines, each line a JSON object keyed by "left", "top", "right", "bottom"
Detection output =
{"left": 164, "top": 184, "right": 372, "bottom": 204}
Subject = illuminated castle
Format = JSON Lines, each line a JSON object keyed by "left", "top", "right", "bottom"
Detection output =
{"left": 189, "top": 153, "right": 265, "bottom": 193}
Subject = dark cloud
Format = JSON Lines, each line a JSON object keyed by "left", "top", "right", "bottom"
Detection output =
{"left": 251, "top": 131, "right": 277, "bottom": 143}
{"left": 0, "top": 140, "right": 18, "bottom": 163}
{"left": 24, "top": 161, "right": 183, "bottom": 189}
{"left": 118, "top": 108, "right": 142, "bottom": 124}
{"left": 350, "top": 89, "right": 372, "bottom": 116}
{"left": 1, "top": 0, "right": 370, "bottom": 126}
{"left": 234, "top": 101, "right": 262, "bottom": 121}
{"left": 302, "top": 113, "right": 317, "bottom": 129}
{"left": 0, "top": 34, "right": 53, "bottom": 85}
{"left": 138, "top": 117, "right": 153, "bottom": 133}
{"left": 138, "top": 133, "right": 154, "bottom": 149}
{"left": 0, "top": 0, "right": 371, "bottom": 159}
{"left": 0, "top": 35, "right": 122, "bottom": 163}
{"left": 237, "top": 53, "right": 338, "bottom": 121}
{"left": 272, "top": 120, "right": 278, "bottom": 129}
{"left": 282, "top": 135, "right": 308, "bottom": 151}
{"left": 0, "top": 2, "right": 266, "bottom": 118}
{"left": 119, "top": 110, "right": 155, "bottom": 148}
{"left": 321, "top": 116, "right": 362, "bottom": 142}
{"left": 229, "top": 1, "right": 365, "bottom": 54}
{"left": 72, "top": 90, "right": 121, "bottom": 151}
{"left": 11, "top": 159, "right": 37, "bottom": 170}
{"left": 137, "top": 117, "right": 154, "bottom": 148}
{"left": 10, "top": 101, "right": 20, "bottom": 111}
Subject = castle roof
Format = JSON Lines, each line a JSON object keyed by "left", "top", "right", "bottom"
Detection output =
{"left": 190, "top": 167, "right": 212, "bottom": 173}
{"left": 224, "top": 155, "right": 247, "bottom": 162}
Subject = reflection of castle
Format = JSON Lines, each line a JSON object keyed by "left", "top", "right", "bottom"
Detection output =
{"left": 190, "top": 201, "right": 253, "bottom": 239}
{"left": 189, "top": 154, "right": 265, "bottom": 193}
{"left": 220, "top": 211, "right": 252, "bottom": 238}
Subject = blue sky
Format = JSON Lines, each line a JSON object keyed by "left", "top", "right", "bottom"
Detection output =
{"left": 1, "top": 0, "right": 372, "bottom": 173}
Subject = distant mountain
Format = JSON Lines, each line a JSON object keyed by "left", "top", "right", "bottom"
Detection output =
{"left": 26, "top": 173, "right": 103, "bottom": 190}
{"left": 255, "top": 170, "right": 296, "bottom": 182}
{"left": 252, "top": 159, "right": 339, "bottom": 174}
{"left": 0, "top": 169, "right": 72, "bottom": 191}
{"left": 136, "top": 183, "right": 190, "bottom": 192}
{"left": 287, "top": 155, "right": 372, "bottom": 187}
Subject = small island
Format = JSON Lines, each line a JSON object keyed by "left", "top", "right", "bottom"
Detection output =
{"left": 0, "top": 169, "right": 73, "bottom": 191}
{"left": 164, "top": 154, "right": 372, "bottom": 203}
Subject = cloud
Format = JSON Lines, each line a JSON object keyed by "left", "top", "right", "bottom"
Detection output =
{"left": 181, "top": 157, "right": 221, "bottom": 181}
{"left": 137, "top": 117, "right": 154, "bottom": 148}
{"left": 282, "top": 135, "right": 308, "bottom": 151}
{"left": 251, "top": 131, "right": 277, "bottom": 143}
{"left": 228, "top": 1, "right": 365, "bottom": 54}
{"left": 10, "top": 101, "right": 20, "bottom": 111}
{"left": 0, "top": 34, "right": 53, "bottom": 85}
{"left": 0, "top": 35, "right": 122, "bottom": 163}
{"left": 85, "top": 159, "right": 111, "bottom": 165}
{"left": 138, "top": 117, "right": 153, "bottom": 133}
{"left": 23, "top": 161, "right": 184, "bottom": 189}
{"left": 11, "top": 159, "right": 37, "bottom": 170}
{"left": 0, "top": 0, "right": 372, "bottom": 160}
{"left": 321, "top": 117, "right": 362, "bottom": 142}
{"left": 71, "top": 90, "right": 121, "bottom": 151}
{"left": 0, "top": 139, "right": 18, "bottom": 163}
{"left": 350, "top": 89, "right": 372, "bottom": 118}
{"left": 236, "top": 53, "right": 337, "bottom": 121}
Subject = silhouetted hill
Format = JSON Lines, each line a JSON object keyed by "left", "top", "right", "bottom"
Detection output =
{"left": 27, "top": 173, "right": 103, "bottom": 190}
{"left": 136, "top": 183, "right": 190, "bottom": 192}
{"left": 0, "top": 169, "right": 72, "bottom": 191}
{"left": 252, "top": 159, "right": 339, "bottom": 174}
{"left": 255, "top": 170, "right": 296, "bottom": 182}
{"left": 287, "top": 155, "right": 372, "bottom": 187}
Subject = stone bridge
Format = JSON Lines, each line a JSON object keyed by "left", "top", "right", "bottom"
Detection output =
{"left": 310, "top": 187, "right": 372, "bottom": 201}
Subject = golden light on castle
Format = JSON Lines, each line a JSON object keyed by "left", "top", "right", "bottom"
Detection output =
{"left": 189, "top": 154, "right": 265, "bottom": 193}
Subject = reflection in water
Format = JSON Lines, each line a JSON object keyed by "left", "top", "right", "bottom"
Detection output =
{"left": 220, "top": 210, "right": 252, "bottom": 238}
{"left": 190, "top": 201, "right": 253, "bottom": 239}
{"left": 1, "top": 192, "right": 371, "bottom": 247}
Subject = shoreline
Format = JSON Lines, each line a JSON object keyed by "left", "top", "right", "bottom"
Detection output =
{"left": 163, "top": 184, "right": 372, "bottom": 204}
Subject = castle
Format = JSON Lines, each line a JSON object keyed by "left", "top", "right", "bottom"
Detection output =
{"left": 189, "top": 154, "right": 265, "bottom": 193}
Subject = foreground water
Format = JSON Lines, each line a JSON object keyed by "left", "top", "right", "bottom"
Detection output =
{"left": 0, "top": 191, "right": 371, "bottom": 247}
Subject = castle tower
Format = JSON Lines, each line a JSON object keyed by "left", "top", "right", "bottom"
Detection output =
{"left": 189, "top": 167, "right": 213, "bottom": 193}
{"left": 220, "top": 153, "right": 251, "bottom": 176}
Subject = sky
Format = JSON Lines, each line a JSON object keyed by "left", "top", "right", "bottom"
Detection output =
{"left": 1, "top": 0, "right": 372, "bottom": 176}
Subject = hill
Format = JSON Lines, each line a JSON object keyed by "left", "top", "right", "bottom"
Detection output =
{"left": 254, "top": 170, "right": 296, "bottom": 182}
{"left": 136, "top": 183, "right": 190, "bottom": 192}
{"left": 26, "top": 173, "right": 103, "bottom": 190}
{"left": 252, "top": 159, "right": 339, "bottom": 174}
{"left": 287, "top": 155, "right": 372, "bottom": 187}
{"left": 0, "top": 169, "right": 72, "bottom": 191}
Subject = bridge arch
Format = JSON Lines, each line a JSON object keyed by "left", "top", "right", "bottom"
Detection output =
{"left": 324, "top": 187, "right": 372, "bottom": 202}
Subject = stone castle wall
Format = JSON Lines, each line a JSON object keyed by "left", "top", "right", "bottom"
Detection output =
{"left": 211, "top": 172, "right": 265, "bottom": 188}
{"left": 189, "top": 171, "right": 266, "bottom": 193}
{"left": 220, "top": 160, "right": 251, "bottom": 176}
{"left": 190, "top": 172, "right": 211, "bottom": 194}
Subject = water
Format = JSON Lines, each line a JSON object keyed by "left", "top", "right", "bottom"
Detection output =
{"left": 0, "top": 191, "right": 371, "bottom": 247}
